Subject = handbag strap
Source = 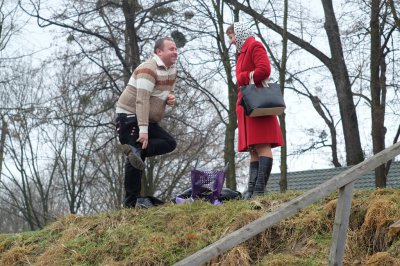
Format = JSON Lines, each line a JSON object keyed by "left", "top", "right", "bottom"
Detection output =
{"left": 249, "top": 71, "right": 269, "bottom": 87}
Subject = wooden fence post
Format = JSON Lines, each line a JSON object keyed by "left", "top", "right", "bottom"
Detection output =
{"left": 328, "top": 181, "right": 355, "bottom": 266}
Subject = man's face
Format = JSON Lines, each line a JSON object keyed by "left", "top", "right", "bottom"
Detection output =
{"left": 156, "top": 40, "right": 178, "bottom": 67}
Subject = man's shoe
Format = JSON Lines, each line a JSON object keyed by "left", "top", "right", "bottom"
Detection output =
{"left": 121, "top": 144, "right": 145, "bottom": 170}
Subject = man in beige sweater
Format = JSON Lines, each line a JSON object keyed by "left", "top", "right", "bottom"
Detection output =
{"left": 115, "top": 37, "right": 178, "bottom": 208}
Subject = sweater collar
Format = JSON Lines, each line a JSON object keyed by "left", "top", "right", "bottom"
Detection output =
{"left": 152, "top": 54, "right": 176, "bottom": 70}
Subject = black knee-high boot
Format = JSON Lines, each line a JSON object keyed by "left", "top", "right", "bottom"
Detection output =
{"left": 253, "top": 156, "right": 273, "bottom": 197}
{"left": 243, "top": 161, "right": 259, "bottom": 199}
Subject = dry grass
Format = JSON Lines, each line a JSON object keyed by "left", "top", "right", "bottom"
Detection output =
{"left": 360, "top": 189, "right": 400, "bottom": 252}
{"left": 364, "top": 252, "right": 400, "bottom": 266}
{"left": 0, "top": 189, "right": 399, "bottom": 265}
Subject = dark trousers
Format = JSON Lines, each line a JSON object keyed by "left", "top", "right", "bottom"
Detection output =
{"left": 115, "top": 113, "right": 176, "bottom": 207}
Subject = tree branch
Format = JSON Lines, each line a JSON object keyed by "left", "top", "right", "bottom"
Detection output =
{"left": 223, "top": 0, "right": 332, "bottom": 68}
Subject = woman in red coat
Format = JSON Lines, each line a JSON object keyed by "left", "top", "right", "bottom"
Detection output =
{"left": 226, "top": 22, "right": 284, "bottom": 198}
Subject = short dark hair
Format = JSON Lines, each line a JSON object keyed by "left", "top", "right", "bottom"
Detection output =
{"left": 154, "top": 37, "right": 175, "bottom": 53}
{"left": 226, "top": 24, "right": 234, "bottom": 35}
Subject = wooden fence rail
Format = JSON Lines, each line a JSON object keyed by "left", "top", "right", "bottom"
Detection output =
{"left": 173, "top": 141, "right": 400, "bottom": 266}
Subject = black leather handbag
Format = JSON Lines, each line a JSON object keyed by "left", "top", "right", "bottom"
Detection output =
{"left": 240, "top": 72, "right": 286, "bottom": 117}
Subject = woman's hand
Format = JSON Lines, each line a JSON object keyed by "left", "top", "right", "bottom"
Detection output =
{"left": 238, "top": 71, "right": 250, "bottom": 86}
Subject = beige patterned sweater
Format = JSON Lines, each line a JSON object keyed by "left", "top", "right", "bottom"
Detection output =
{"left": 116, "top": 55, "right": 177, "bottom": 133}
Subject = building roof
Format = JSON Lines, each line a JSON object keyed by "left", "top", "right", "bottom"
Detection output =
{"left": 268, "top": 161, "right": 400, "bottom": 192}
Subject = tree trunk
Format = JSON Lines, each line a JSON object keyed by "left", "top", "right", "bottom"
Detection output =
{"left": 224, "top": 83, "right": 238, "bottom": 190}
{"left": 370, "top": 0, "right": 387, "bottom": 187}
{"left": 321, "top": 0, "right": 364, "bottom": 165}
{"left": 122, "top": 0, "right": 141, "bottom": 84}
{"left": 279, "top": 0, "right": 288, "bottom": 192}
{"left": 0, "top": 117, "right": 7, "bottom": 178}
{"left": 215, "top": 0, "right": 237, "bottom": 190}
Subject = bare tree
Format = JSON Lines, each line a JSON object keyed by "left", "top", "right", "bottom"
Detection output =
{"left": 0, "top": 0, "right": 25, "bottom": 178}
{"left": 0, "top": 0, "right": 59, "bottom": 232}
{"left": 370, "top": 0, "right": 385, "bottom": 187}
{"left": 368, "top": 0, "right": 397, "bottom": 187}
{"left": 0, "top": 60, "right": 58, "bottom": 231}
{"left": 278, "top": 0, "right": 288, "bottom": 192}
{"left": 41, "top": 53, "right": 118, "bottom": 214}
{"left": 178, "top": 0, "right": 240, "bottom": 189}
{"left": 388, "top": 0, "right": 400, "bottom": 30}
{"left": 0, "top": 0, "right": 19, "bottom": 52}
{"left": 19, "top": 0, "right": 184, "bottom": 94}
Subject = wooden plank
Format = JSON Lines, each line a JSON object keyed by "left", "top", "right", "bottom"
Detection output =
{"left": 388, "top": 220, "right": 400, "bottom": 237}
{"left": 328, "top": 182, "right": 355, "bottom": 266}
{"left": 173, "top": 141, "right": 400, "bottom": 266}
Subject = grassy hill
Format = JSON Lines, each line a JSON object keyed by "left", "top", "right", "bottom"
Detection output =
{"left": 0, "top": 189, "right": 399, "bottom": 265}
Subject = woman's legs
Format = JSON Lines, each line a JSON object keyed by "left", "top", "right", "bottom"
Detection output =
{"left": 243, "top": 159, "right": 259, "bottom": 199}
{"left": 251, "top": 144, "right": 273, "bottom": 197}
{"left": 254, "top": 143, "right": 272, "bottom": 158}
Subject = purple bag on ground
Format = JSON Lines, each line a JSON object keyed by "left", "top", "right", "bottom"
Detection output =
{"left": 191, "top": 169, "right": 225, "bottom": 205}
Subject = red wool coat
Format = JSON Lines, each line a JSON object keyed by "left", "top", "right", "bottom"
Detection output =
{"left": 236, "top": 37, "right": 284, "bottom": 152}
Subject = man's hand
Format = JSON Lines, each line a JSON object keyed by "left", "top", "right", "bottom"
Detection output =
{"left": 166, "top": 94, "right": 176, "bottom": 106}
{"left": 137, "top": 133, "right": 149, "bottom": 149}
